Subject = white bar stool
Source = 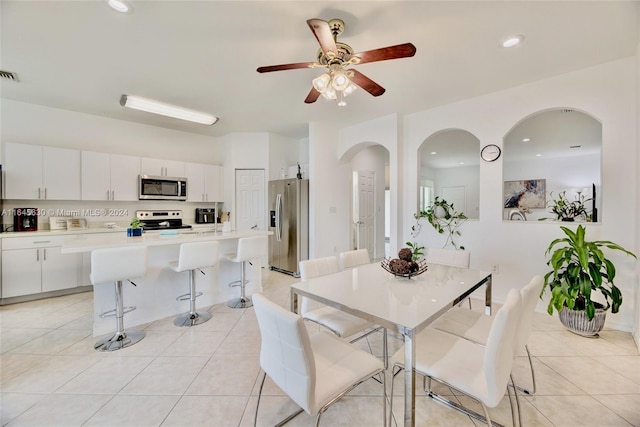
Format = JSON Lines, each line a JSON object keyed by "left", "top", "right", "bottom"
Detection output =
{"left": 90, "top": 246, "right": 147, "bottom": 352}
{"left": 170, "top": 241, "right": 219, "bottom": 327}
{"left": 225, "top": 235, "right": 267, "bottom": 309}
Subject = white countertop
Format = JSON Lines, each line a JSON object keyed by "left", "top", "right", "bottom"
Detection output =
{"left": 0, "top": 223, "right": 219, "bottom": 239}
{"left": 61, "top": 229, "right": 271, "bottom": 253}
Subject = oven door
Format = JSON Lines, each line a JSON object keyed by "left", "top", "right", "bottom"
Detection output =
{"left": 138, "top": 175, "right": 187, "bottom": 200}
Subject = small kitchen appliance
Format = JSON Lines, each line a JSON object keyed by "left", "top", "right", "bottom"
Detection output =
{"left": 195, "top": 208, "right": 217, "bottom": 224}
{"left": 136, "top": 210, "right": 192, "bottom": 231}
{"left": 13, "top": 208, "right": 39, "bottom": 232}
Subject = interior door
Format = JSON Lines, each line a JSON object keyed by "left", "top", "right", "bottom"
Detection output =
{"left": 235, "top": 169, "right": 265, "bottom": 231}
{"left": 356, "top": 170, "right": 375, "bottom": 259}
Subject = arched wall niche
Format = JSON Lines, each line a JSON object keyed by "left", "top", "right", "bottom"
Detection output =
{"left": 339, "top": 141, "right": 390, "bottom": 260}
{"left": 418, "top": 128, "right": 481, "bottom": 220}
{"left": 502, "top": 108, "right": 602, "bottom": 222}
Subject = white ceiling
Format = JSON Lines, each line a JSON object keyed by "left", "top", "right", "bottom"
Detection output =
{"left": 1, "top": 1, "right": 638, "bottom": 140}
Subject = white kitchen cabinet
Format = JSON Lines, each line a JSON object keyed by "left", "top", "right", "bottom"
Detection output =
{"left": 1, "top": 236, "right": 80, "bottom": 298}
{"left": 4, "top": 143, "right": 81, "bottom": 200}
{"left": 140, "top": 157, "right": 185, "bottom": 177}
{"left": 81, "top": 151, "right": 140, "bottom": 201}
{"left": 185, "top": 162, "right": 222, "bottom": 202}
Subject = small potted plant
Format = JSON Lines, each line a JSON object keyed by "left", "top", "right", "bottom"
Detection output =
{"left": 412, "top": 197, "right": 467, "bottom": 250}
{"left": 542, "top": 225, "right": 636, "bottom": 336}
{"left": 541, "top": 191, "right": 591, "bottom": 222}
{"left": 127, "top": 217, "right": 144, "bottom": 237}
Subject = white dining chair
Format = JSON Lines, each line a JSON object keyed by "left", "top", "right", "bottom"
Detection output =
{"left": 252, "top": 293, "right": 386, "bottom": 427}
{"left": 426, "top": 247, "right": 470, "bottom": 268}
{"left": 389, "top": 288, "right": 522, "bottom": 427}
{"left": 426, "top": 247, "right": 472, "bottom": 308}
{"left": 339, "top": 248, "right": 370, "bottom": 269}
{"left": 299, "top": 256, "right": 375, "bottom": 340}
{"left": 431, "top": 275, "right": 544, "bottom": 395}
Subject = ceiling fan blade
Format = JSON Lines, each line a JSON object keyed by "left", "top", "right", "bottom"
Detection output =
{"left": 307, "top": 19, "right": 337, "bottom": 55}
{"left": 257, "top": 62, "right": 317, "bottom": 73}
{"left": 304, "top": 87, "right": 321, "bottom": 104}
{"left": 352, "top": 43, "right": 417, "bottom": 65}
{"left": 350, "top": 69, "right": 385, "bottom": 97}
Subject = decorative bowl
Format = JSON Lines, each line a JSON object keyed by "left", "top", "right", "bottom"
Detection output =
{"left": 381, "top": 258, "right": 428, "bottom": 278}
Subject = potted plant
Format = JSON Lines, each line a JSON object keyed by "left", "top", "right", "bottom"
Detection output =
{"left": 542, "top": 225, "right": 636, "bottom": 336}
{"left": 412, "top": 197, "right": 467, "bottom": 250}
{"left": 541, "top": 191, "right": 591, "bottom": 222}
{"left": 127, "top": 217, "right": 145, "bottom": 237}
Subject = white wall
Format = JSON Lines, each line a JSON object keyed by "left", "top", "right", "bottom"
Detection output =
{"left": 402, "top": 57, "right": 638, "bottom": 331}
{"left": 308, "top": 122, "right": 351, "bottom": 258}
{"left": 267, "top": 133, "right": 299, "bottom": 181}
{"left": 635, "top": 42, "right": 640, "bottom": 348}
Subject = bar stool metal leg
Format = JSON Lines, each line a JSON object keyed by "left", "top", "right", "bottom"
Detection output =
{"left": 94, "top": 280, "right": 145, "bottom": 352}
{"left": 174, "top": 270, "right": 212, "bottom": 327}
{"left": 227, "top": 261, "right": 253, "bottom": 308}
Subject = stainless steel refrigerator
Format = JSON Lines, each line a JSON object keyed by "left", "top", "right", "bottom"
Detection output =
{"left": 268, "top": 178, "right": 309, "bottom": 277}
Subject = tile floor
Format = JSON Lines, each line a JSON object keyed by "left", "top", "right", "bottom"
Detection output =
{"left": 1, "top": 269, "right": 639, "bottom": 427}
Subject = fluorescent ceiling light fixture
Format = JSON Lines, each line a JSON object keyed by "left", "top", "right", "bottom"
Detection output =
{"left": 120, "top": 95, "right": 218, "bottom": 125}
{"left": 502, "top": 35, "right": 525, "bottom": 48}
{"left": 108, "top": 0, "right": 131, "bottom": 13}
{"left": 522, "top": 138, "right": 531, "bottom": 142}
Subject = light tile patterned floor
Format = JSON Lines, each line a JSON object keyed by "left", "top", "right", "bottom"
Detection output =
{"left": 1, "top": 269, "right": 638, "bottom": 427}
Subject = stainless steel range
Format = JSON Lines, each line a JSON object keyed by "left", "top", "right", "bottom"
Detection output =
{"left": 136, "top": 210, "right": 192, "bottom": 231}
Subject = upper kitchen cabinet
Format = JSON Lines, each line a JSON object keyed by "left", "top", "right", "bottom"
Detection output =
{"left": 185, "top": 162, "right": 223, "bottom": 202}
{"left": 81, "top": 151, "right": 140, "bottom": 201}
{"left": 140, "top": 157, "right": 185, "bottom": 177}
{"left": 4, "top": 143, "right": 81, "bottom": 200}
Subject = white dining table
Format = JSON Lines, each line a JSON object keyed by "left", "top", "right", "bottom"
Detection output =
{"left": 290, "top": 261, "right": 492, "bottom": 427}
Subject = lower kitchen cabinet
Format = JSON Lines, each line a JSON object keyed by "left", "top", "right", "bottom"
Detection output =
{"left": 1, "top": 236, "right": 81, "bottom": 299}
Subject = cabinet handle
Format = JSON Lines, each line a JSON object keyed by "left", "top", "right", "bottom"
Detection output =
{"left": 43, "top": 248, "right": 47, "bottom": 261}
{"left": 107, "top": 190, "right": 110, "bottom": 200}
{"left": 36, "top": 249, "right": 39, "bottom": 262}
{"left": 38, "top": 188, "right": 41, "bottom": 199}
{"left": 44, "top": 188, "right": 47, "bottom": 199}
{"left": 111, "top": 190, "right": 115, "bottom": 200}
{"left": 33, "top": 240, "right": 51, "bottom": 244}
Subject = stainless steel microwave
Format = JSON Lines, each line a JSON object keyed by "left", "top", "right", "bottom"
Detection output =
{"left": 138, "top": 175, "right": 187, "bottom": 201}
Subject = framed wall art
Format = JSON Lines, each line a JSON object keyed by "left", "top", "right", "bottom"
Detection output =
{"left": 503, "top": 179, "right": 546, "bottom": 209}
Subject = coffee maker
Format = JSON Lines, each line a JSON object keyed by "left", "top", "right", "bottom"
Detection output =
{"left": 13, "top": 208, "right": 39, "bottom": 232}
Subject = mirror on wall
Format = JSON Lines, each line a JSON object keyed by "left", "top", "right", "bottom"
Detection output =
{"left": 418, "top": 129, "right": 480, "bottom": 220}
{"left": 503, "top": 109, "right": 602, "bottom": 222}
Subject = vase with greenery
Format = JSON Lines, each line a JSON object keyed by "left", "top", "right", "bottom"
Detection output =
{"left": 412, "top": 196, "right": 467, "bottom": 250}
{"left": 542, "top": 225, "right": 636, "bottom": 335}
{"left": 127, "top": 217, "right": 145, "bottom": 237}
{"left": 541, "top": 191, "right": 591, "bottom": 222}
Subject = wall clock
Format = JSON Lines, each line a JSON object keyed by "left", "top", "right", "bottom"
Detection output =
{"left": 480, "top": 144, "right": 501, "bottom": 162}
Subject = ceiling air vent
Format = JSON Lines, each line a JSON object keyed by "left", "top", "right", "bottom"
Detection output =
{"left": 0, "top": 70, "right": 18, "bottom": 81}
{"left": 561, "top": 108, "right": 575, "bottom": 113}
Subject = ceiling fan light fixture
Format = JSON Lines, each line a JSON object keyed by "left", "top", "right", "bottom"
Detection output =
{"left": 321, "top": 87, "right": 337, "bottom": 100}
{"left": 120, "top": 95, "right": 218, "bottom": 125}
{"left": 312, "top": 73, "right": 331, "bottom": 92}
{"left": 331, "top": 70, "right": 350, "bottom": 91}
{"left": 343, "top": 83, "right": 358, "bottom": 97}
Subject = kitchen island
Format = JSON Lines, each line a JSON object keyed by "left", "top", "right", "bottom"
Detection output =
{"left": 62, "top": 229, "right": 270, "bottom": 336}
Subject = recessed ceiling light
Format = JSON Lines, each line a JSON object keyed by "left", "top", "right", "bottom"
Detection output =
{"left": 502, "top": 35, "right": 525, "bottom": 48}
{"left": 108, "top": 0, "right": 131, "bottom": 13}
{"left": 431, "top": 151, "right": 437, "bottom": 155}
{"left": 120, "top": 95, "right": 218, "bottom": 125}
{"left": 459, "top": 162, "right": 465, "bottom": 165}
{"left": 535, "top": 154, "right": 542, "bottom": 157}
{"left": 522, "top": 138, "right": 531, "bottom": 142}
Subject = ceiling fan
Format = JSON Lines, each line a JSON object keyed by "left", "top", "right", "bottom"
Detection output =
{"left": 257, "top": 18, "right": 416, "bottom": 105}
